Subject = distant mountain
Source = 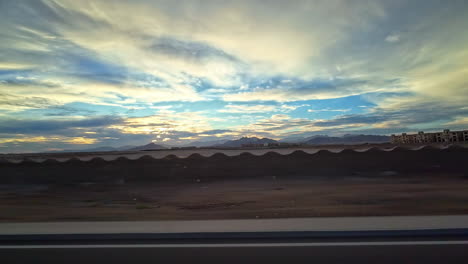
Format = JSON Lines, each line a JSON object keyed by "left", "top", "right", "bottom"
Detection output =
{"left": 280, "top": 134, "right": 327, "bottom": 143}
{"left": 44, "top": 142, "right": 170, "bottom": 153}
{"left": 216, "top": 137, "right": 278, "bottom": 147}
{"left": 116, "top": 145, "right": 137, "bottom": 151}
{"left": 45, "top": 145, "right": 138, "bottom": 153}
{"left": 279, "top": 136, "right": 305, "bottom": 143}
{"left": 185, "top": 139, "right": 229, "bottom": 147}
{"left": 77, "top": 146, "right": 119, "bottom": 152}
{"left": 126, "top": 143, "right": 168, "bottom": 151}
{"left": 303, "top": 134, "right": 390, "bottom": 145}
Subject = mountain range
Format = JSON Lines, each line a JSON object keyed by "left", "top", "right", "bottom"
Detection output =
{"left": 46, "top": 143, "right": 166, "bottom": 153}
{"left": 215, "top": 137, "right": 278, "bottom": 147}
{"left": 47, "top": 134, "right": 389, "bottom": 153}
{"left": 125, "top": 143, "right": 168, "bottom": 151}
{"left": 184, "top": 139, "right": 230, "bottom": 147}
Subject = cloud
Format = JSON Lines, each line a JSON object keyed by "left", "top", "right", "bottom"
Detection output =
{"left": 0, "top": 93, "right": 59, "bottom": 111}
{"left": 385, "top": 33, "right": 400, "bottom": 43}
{"left": 148, "top": 37, "right": 238, "bottom": 64}
{"left": 149, "top": 105, "right": 173, "bottom": 110}
{"left": 308, "top": 108, "right": 350, "bottom": 113}
{"left": 445, "top": 117, "right": 468, "bottom": 127}
{"left": 218, "top": 104, "right": 277, "bottom": 113}
{"left": 222, "top": 78, "right": 401, "bottom": 102}
{"left": 108, "top": 111, "right": 216, "bottom": 139}
{"left": 0, "top": 62, "right": 35, "bottom": 70}
{"left": 0, "top": 69, "right": 205, "bottom": 109}
{"left": 313, "top": 114, "right": 388, "bottom": 127}
{"left": 0, "top": 136, "right": 97, "bottom": 145}
{"left": 0, "top": 116, "right": 122, "bottom": 134}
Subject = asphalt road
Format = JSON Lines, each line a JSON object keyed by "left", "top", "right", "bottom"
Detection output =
{"left": 2, "top": 241, "right": 468, "bottom": 263}
{"left": 2, "top": 215, "right": 468, "bottom": 263}
{"left": 2, "top": 215, "right": 468, "bottom": 234}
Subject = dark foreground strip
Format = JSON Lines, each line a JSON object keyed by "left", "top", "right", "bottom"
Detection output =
{"left": 2, "top": 228, "right": 468, "bottom": 245}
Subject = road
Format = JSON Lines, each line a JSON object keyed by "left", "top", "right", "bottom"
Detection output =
{"left": 2, "top": 215, "right": 468, "bottom": 234}
{"left": 2, "top": 215, "right": 468, "bottom": 263}
{"left": 2, "top": 242, "right": 468, "bottom": 263}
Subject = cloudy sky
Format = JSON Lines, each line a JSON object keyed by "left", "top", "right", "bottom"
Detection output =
{"left": 1, "top": 0, "right": 468, "bottom": 152}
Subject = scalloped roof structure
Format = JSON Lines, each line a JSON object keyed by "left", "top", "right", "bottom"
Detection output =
{"left": 1, "top": 145, "right": 467, "bottom": 165}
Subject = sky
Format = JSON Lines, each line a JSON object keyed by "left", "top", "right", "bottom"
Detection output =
{"left": 1, "top": 0, "right": 468, "bottom": 153}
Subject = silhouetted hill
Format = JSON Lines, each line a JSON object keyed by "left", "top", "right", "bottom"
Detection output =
{"left": 216, "top": 137, "right": 278, "bottom": 147}
{"left": 127, "top": 143, "right": 168, "bottom": 151}
{"left": 280, "top": 135, "right": 327, "bottom": 143}
{"left": 45, "top": 145, "right": 137, "bottom": 153}
{"left": 185, "top": 139, "right": 229, "bottom": 147}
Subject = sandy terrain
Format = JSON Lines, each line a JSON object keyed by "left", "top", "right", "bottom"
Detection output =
{"left": 2, "top": 173, "right": 468, "bottom": 222}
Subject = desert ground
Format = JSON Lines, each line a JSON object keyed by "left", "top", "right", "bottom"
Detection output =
{"left": 1, "top": 144, "right": 468, "bottom": 222}
{"left": 2, "top": 173, "right": 468, "bottom": 222}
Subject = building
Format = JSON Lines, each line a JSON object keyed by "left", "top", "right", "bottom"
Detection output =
{"left": 391, "top": 129, "right": 468, "bottom": 144}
